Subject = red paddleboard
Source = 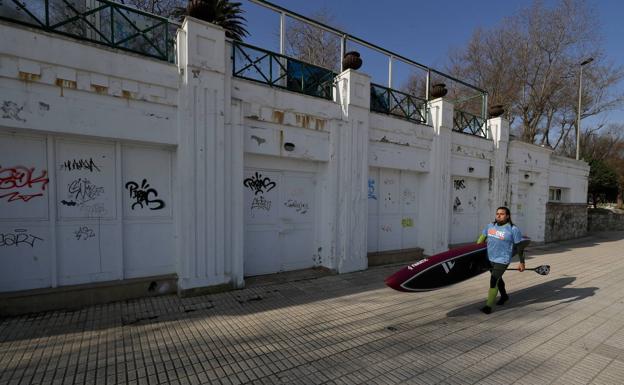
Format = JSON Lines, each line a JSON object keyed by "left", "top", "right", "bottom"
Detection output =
{"left": 385, "top": 239, "right": 530, "bottom": 292}
{"left": 385, "top": 243, "right": 490, "bottom": 292}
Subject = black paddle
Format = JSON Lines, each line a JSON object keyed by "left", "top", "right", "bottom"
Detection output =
{"left": 507, "top": 265, "right": 550, "bottom": 275}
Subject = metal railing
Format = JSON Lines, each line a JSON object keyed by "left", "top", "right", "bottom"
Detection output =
{"left": 248, "top": 0, "right": 487, "bottom": 113}
{"left": 453, "top": 109, "right": 487, "bottom": 138}
{"left": 0, "top": 0, "right": 178, "bottom": 62}
{"left": 232, "top": 41, "right": 336, "bottom": 100}
{"left": 370, "top": 83, "right": 427, "bottom": 124}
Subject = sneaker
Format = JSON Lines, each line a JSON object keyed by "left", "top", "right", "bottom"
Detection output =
{"left": 480, "top": 306, "right": 492, "bottom": 314}
{"left": 497, "top": 294, "right": 509, "bottom": 306}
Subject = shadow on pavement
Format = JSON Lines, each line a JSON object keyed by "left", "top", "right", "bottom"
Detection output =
{"left": 446, "top": 277, "right": 598, "bottom": 317}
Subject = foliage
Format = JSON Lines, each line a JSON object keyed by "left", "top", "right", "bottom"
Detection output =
{"left": 588, "top": 158, "right": 619, "bottom": 207}
{"left": 118, "top": 0, "right": 186, "bottom": 16}
{"left": 171, "top": 0, "right": 248, "bottom": 41}
{"left": 285, "top": 9, "right": 341, "bottom": 72}
{"left": 123, "top": 0, "right": 248, "bottom": 41}
{"left": 448, "top": 0, "right": 624, "bottom": 150}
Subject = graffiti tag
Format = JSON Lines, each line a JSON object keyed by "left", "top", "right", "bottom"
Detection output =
{"left": 74, "top": 226, "right": 95, "bottom": 241}
{"left": 61, "top": 158, "right": 101, "bottom": 172}
{"left": 1, "top": 101, "right": 26, "bottom": 122}
{"left": 401, "top": 218, "right": 414, "bottom": 228}
{"left": 64, "top": 178, "right": 104, "bottom": 206}
{"left": 125, "top": 179, "right": 165, "bottom": 210}
{"left": 381, "top": 224, "right": 392, "bottom": 232}
{"left": 453, "top": 197, "right": 462, "bottom": 212}
{"left": 251, "top": 196, "right": 272, "bottom": 212}
{"left": 402, "top": 189, "right": 416, "bottom": 204}
{"left": 0, "top": 165, "right": 49, "bottom": 202}
{"left": 454, "top": 179, "right": 466, "bottom": 190}
{"left": 0, "top": 229, "right": 43, "bottom": 247}
{"left": 368, "top": 179, "right": 377, "bottom": 200}
{"left": 243, "top": 172, "right": 276, "bottom": 195}
{"left": 284, "top": 199, "right": 309, "bottom": 214}
{"left": 80, "top": 203, "right": 108, "bottom": 217}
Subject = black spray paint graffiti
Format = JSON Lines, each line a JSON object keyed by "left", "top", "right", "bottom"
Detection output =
{"left": 251, "top": 196, "right": 272, "bottom": 212}
{"left": 0, "top": 229, "right": 43, "bottom": 247}
{"left": 125, "top": 179, "right": 165, "bottom": 210}
{"left": 74, "top": 226, "right": 95, "bottom": 240}
{"left": 453, "top": 197, "right": 462, "bottom": 212}
{"left": 454, "top": 179, "right": 466, "bottom": 190}
{"left": 243, "top": 172, "right": 276, "bottom": 195}
{"left": 62, "top": 178, "right": 104, "bottom": 206}
{"left": 284, "top": 199, "right": 309, "bottom": 214}
{"left": 1, "top": 101, "right": 26, "bottom": 122}
{"left": 61, "top": 158, "right": 101, "bottom": 172}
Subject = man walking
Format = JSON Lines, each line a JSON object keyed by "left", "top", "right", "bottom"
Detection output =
{"left": 476, "top": 206, "right": 525, "bottom": 314}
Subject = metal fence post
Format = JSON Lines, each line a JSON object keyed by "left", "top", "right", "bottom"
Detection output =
{"left": 44, "top": 0, "right": 49, "bottom": 27}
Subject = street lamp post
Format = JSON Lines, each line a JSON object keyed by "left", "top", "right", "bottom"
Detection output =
{"left": 576, "top": 57, "right": 594, "bottom": 160}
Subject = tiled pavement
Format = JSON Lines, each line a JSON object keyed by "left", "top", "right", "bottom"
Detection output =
{"left": 2, "top": 232, "right": 624, "bottom": 385}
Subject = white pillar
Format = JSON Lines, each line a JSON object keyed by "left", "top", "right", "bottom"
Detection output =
{"left": 327, "top": 69, "right": 370, "bottom": 273}
{"left": 420, "top": 98, "right": 453, "bottom": 254}
{"left": 488, "top": 116, "right": 510, "bottom": 211}
{"left": 176, "top": 18, "right": 244, "bottom": 292}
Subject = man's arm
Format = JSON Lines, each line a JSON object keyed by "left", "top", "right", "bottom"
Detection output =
{"left": 513, "top": 227, "right": 526, "bottom": 271}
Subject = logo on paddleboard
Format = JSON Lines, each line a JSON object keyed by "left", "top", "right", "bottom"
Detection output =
{"left": 407, "top": 259, "right": 428, "bottom": 270}
{"left": 441, "top": 261, "right": 455, "bottom": 274}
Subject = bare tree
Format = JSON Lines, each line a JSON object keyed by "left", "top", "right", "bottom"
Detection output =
{"left": 118, "top": 0, "right": 186, "bottom": 17}
{"left": 285, "top": 8, "right": 341, "bottom": 71}
{"left": 449, "top": 0, "right": 624, "bottom": 150}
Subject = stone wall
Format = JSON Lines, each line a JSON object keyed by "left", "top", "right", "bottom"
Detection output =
{"left": 588, "top": 208, "right": 624, "bottom": 231}
{"left": 544, "top": 203, "right": 587, "bottom": 242}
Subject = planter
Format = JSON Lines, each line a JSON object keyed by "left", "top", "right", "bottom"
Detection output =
{"left": 430, "top": 83, "right": 447, "bottom": 98}
{"left": 488, "top": 104, "right": 505, "bottom": 117}
{"left": 342, "top": 51, "right": 363, "bottom": 71}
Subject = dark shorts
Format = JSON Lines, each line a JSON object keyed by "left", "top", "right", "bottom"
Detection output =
{"left": 490, "top": 262, "right": 509, "bottom": 280}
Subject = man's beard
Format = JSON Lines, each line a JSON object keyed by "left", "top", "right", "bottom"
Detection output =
{"left": 496, "top": 219, "right": 508, "bottom": 226}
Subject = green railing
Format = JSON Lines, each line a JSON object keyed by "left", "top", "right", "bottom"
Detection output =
{"left": 453, "top": 109, "right": 487, "bottom": 138}
{"left": 232, "top": 41, "right": 335, "bottom": 100}
{"left": 0, "top": 0, "right": 178, "bottom": 62}
{"left": 370, "top": 83, "right": 427, "bottom": 124}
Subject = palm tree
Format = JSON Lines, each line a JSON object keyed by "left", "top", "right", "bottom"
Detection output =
{"left": 172, "top": 0, "right": 248, "bottom": 41}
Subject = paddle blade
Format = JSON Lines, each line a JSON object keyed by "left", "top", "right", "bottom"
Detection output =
{"left": 534, "top": 265, "right": 550, "bottom": 275}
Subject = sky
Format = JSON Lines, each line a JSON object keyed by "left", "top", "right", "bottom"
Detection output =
{"left": 239, "top": 0, "right": 624, "bottom": 127}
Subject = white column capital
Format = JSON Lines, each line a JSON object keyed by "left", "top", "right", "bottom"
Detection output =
{"left": 178, "top": 17, "right": 227, "bottom": 74}
{"left": 488, "top": 117, "right": 510, "bottom": 148}
{"left": 334, "top": 69, "right": 371, "bottom": 111}
{"left": 427, "top": 98, "right": 454, "bottom": 133}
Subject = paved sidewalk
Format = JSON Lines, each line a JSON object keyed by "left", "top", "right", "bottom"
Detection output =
{"left": 2, "top": 232, "right": 624, "bottom": 385}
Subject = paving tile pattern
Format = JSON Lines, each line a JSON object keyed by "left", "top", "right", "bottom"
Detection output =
{"left": 2, "top": 232, "right": 624, "bottom": 384}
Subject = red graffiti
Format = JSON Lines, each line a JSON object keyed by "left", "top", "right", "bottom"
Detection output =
{"left": 0, "top": 165, "right": 49, "bottom": 203}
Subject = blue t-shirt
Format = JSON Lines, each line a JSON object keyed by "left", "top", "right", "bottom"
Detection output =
{"left": 482, "top": 223, "right": 523, "bottom": 264}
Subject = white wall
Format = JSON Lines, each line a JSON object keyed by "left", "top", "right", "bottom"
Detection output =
{"left": 0, "top": 131, "right": 175, "bottom": 291}
{"left": 548, "top": 155, "right": 590, "bottom": 203}
{"left": 0, "top": 18, "right": 590, "bottom": 294}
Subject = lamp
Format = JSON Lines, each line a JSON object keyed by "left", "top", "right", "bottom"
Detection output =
{"left": 576, "top": 57, "right": 593, "bottom": 160}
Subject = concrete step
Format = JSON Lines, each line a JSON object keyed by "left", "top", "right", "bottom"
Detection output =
{"left": 368, "top": 247, "right": 425, "bottom": 267}
{"left": 0, "top": 274, "right": 177, "bottom": 317}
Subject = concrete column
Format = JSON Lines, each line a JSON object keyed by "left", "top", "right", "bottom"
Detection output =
{"left": 328, "top": 69, "right": 370, "bottom": 273}
{"left": 489, "top": 116, "right": 510, "bottom": 211}
{"left": 420, "top": 98, "right": 453, "bottom": 254}
{"left": 176, "top": 18, "right": 244, "bottom": 292}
